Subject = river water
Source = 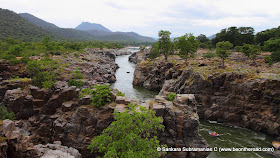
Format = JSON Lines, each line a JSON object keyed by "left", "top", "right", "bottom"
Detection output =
{"left": 112, "top": 49, "right": 275, "bottom": 158}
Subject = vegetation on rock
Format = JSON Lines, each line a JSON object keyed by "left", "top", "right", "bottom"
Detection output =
{"left": 216, "top": 41, "right": 233, "bottom": 68}
{"left": 80, "top": 84, "right": 112, "bottom": 107}
{"left": 158, "top": 30, "right": 173, "bottom": 60}
{"left": 26, "top": 57, "right": 59, "bottom": 89}
{"left": 167, "top": 92, "right": 177, "bottom": 101}
{"left": 88, "top": 103, "right": 166, "bottom": 158}
{"left": 0, "top": 105, "right": 14, "bottom": 120}
{"left": 174, "top": 33, "right": 199, "bottom": 61}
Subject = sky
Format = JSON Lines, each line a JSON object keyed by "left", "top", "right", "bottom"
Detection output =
{"left": 1, "top": 0, "right": 280, "bottom": 38}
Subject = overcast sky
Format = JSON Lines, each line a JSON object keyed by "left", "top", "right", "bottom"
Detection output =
{"left": 1, "top": 0, "right": 280, "bottom": 38}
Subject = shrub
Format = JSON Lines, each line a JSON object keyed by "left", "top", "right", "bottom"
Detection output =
{"left": 72, "top": 70, "right": 84, "bottom": 79}
{"left": 203, "top": 52, "right": 216, "bottom": 58}
{"left": 20, "top": 56, "right": 30, "bottom": 64}
{"left": 271, "top": 51, "right": 280, "bottom": 62}
{"left": 74, "top": 52, "right": 79, "bottom": 58}
{"left": 68, "top": 79, "right": 83, "bottom": 88}
{"left": 26, "top": 58, "right": 58, "bottom": 89}
{"left": 116, "top": 91, "right": 125, "bottom": 97}
{"left": 91, "top": 84, "right": 112, "bottom": 107}
{"left": 88, "top": 103, "right": 166, "bottom": 158}
{"left": 148, "top": 42, "right": 160, "bottom": 59}
{"left": 0, "top": 105, "right": 14, "bottom": 120}
{"left": 8, "top": 58, "right": 20, "bottom": 66}
{"left": 79, "top": 84, "right": 112, "bottom": 107}
{"left": 264, "top": 56, "right": 273, "bottom": 65}
{"left": 167, "top": 92, "right": 177, "bottom": 101}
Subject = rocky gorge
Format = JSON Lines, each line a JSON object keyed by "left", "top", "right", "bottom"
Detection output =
{"left": 132, "top": 50, "right": 280, "bottom": 139}
{"left": 0, "top": 48, "right": 210, "bottom": 158}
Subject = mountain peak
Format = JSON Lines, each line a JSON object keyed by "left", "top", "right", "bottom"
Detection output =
{"left": 75, "top": 22, "right": 112, "bottom": 32}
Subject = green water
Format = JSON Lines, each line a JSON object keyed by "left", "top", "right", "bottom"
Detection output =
{"left": 200, "top": 121, "right": 275, "bottom": 158}
{"left": 112, "top": 54, "right": 158, "bottom": 101}
{"left": 112, "top": 53, "right": 276, "bottom": 158}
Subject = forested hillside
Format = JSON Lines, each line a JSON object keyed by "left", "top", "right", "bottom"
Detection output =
{"left": 0, "top": 9, "right": 60, "bottom": 41}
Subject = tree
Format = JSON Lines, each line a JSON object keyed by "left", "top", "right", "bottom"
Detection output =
{"left": 242, "top": 44, "right": 260, "bottom": 65}
{"left": 264, "top": 38, "right": 280, "bottom": 52}
{"left": 148, "top": 42, "right": 160, "bottom": 59}
{"left": 175, "top": 33, "right": 199, "bottom": 61}
{"left": 196, "top": 34, "right": 209, "bottom": 43}
{"left": 158, "top": 30, "right": 172, "bottom": 60}
{"left": 216, "top": 41, "right": 233, "bottom": 68}
{"left": 212, "top": 26, "right": 254, "bottom": 47}
{"left": 88, "top": 103, "right": 166, "bottom": 158}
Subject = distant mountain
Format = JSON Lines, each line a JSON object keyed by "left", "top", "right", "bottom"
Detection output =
{"left": 0, "top": 9, "right": 60, "bottom": 41}
{"left": 75, "top": 22, "right": 155, "bottom": 42}
{"left": 19, "top": 13, "right": 96, "bottom": 40}
{"left": 113, "top": 32, "right": 155, "bottom": 42}
{"left": 208, "top": 34, "right": 216, "bottom": 40}
{"left": 20, "top": 13, "right": 154, "bottom": 42}
{"left": 76, "top": 22, "right": 111, "bottom": 32}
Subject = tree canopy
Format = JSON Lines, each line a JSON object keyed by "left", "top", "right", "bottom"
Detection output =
{"left": 88, "top": 103, "right": 166, "bottom": 158}
{"left": 158, "top": 30, "right": 173, "bottom": 60}
{"left": 175, "top": 33, "right": 199, "bottom": 61}
{"left": 216, "top": 41, "right": 233, "bottom": 68}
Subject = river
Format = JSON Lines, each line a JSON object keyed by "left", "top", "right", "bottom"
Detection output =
{"left": 112, "top": 48, "right": 275, "bottom": 158}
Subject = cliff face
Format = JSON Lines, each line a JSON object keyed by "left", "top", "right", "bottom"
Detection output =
{"left": 134, "top": 61, "right": 280, "bottom": 136}
{"left": 163, "top": 69, "right": 280, "bottom": 136}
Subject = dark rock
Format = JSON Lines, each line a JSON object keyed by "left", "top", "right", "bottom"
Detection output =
{"left": 30, "top": 86, "right": 47, "bottom": 99}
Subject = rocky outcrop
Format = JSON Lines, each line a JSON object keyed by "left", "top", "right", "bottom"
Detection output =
{"left": 114, "top": 48, "right": 132, "bottom": 56}
{"left": 115, "top": 94, "right": 210, "bottom": 157}
{"left": 0, "top": 60, "right": 28, "bottom": 81}
{"left": 54, "top": 51, "right": 118, "bottom": 83}
{"left": 1, "top": 81, "right": 209, "bottom": 157}
{"left": 0, "top": 119, "right": 81, "bottom": 158}
{"left": 0, "top": 82, "right": 116, "bottom": 157}
{"left": 133, "top": 61, "right": 183, "bottom": 91}
{"left": 161, "top": 68, "right": 280, "bottom": 137}
{"left": 155, "top": 94, "right": 209, "bottom": 158}
{"left": 128, "top": 50, "right": 149, "bottom": 64}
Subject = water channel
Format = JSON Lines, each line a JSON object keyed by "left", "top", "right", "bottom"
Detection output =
{"left": 112, "top": 48, "right": 276, "bottom": 158}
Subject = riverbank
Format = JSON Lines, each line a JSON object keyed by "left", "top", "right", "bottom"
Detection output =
{"left": 0, "top": 47, "right": 211, "bottom": 158}
{"left": 132, "top": 49, "right": 280, "bottom": 139}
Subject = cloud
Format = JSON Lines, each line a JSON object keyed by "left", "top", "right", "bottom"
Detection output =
{"left": 0, "top": 0, "right": 280, "bottom": 37}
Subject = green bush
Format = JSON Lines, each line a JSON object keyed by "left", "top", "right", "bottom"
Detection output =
{"left": 0, "top": 105, "right": 14, "bottom": 120}
{"left": 91, "top": 84, "right": 112, "bottom": 107}
{"left": 68, "top": 79, "right": 83, "bottom": 88}
{"left": 88, "top": 103, "right": 166, "bottom": 158}
{"left": 74, "top": 52, "right": 79, "bottom": 58}
{"left": 26, "top": 58, "right": 58, "bottom": 89}
{"left": 20, "top": 56, "right": 30, "bottom": 64}
{"left": 203, "top": 52, "right": 216, "bottom": 58}
{"left": 8, "top": 58, "right": 20, "bottom": 65}
{"left": 148, "top": 42, "right": 160, "bottom": 59}
{"left": 79, "top": 84, "right": 112, "bottom": 107}
{"left": 72, "top": 70, "right": 84, "bottom": 79}
{"left": 264, "top": 56, "right": 273, "bottom": 65}
{"left": 271, "top": 51, "right": 280, "bottom": 62}
{"left": 116, "top": 91, "right": 125, "bottom": 97}
{"left": 167, "top": 92, "right": 177, "bottom": 101}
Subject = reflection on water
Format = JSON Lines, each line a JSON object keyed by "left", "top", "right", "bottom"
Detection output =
{"left": 112, "top": 54, "right": 158, "bottom": 101}
{"left": 199, "top": 121, "right": 274, "bottom": 158}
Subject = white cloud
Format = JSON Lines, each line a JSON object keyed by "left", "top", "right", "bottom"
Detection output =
{"left": 1, "top": 0, "right": 280, "bottom": 37}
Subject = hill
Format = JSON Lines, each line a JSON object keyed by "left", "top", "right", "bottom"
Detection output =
{"left": 208, "top": 34, "right": 216, "bottom": 40}
{"left": 19, "top": 13, "right": 97, "bottom": 41}
{"left": 0, "top": 9, "right": 60, "bottom": 41}
{"left": 76, "top": 22, "right": 155, "bottom": 42}
{"left": 20, "top": 13, "right": 153, "bottom": 42}
{"left": 76, "top": 22, "right": 111, "bottom": 32}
